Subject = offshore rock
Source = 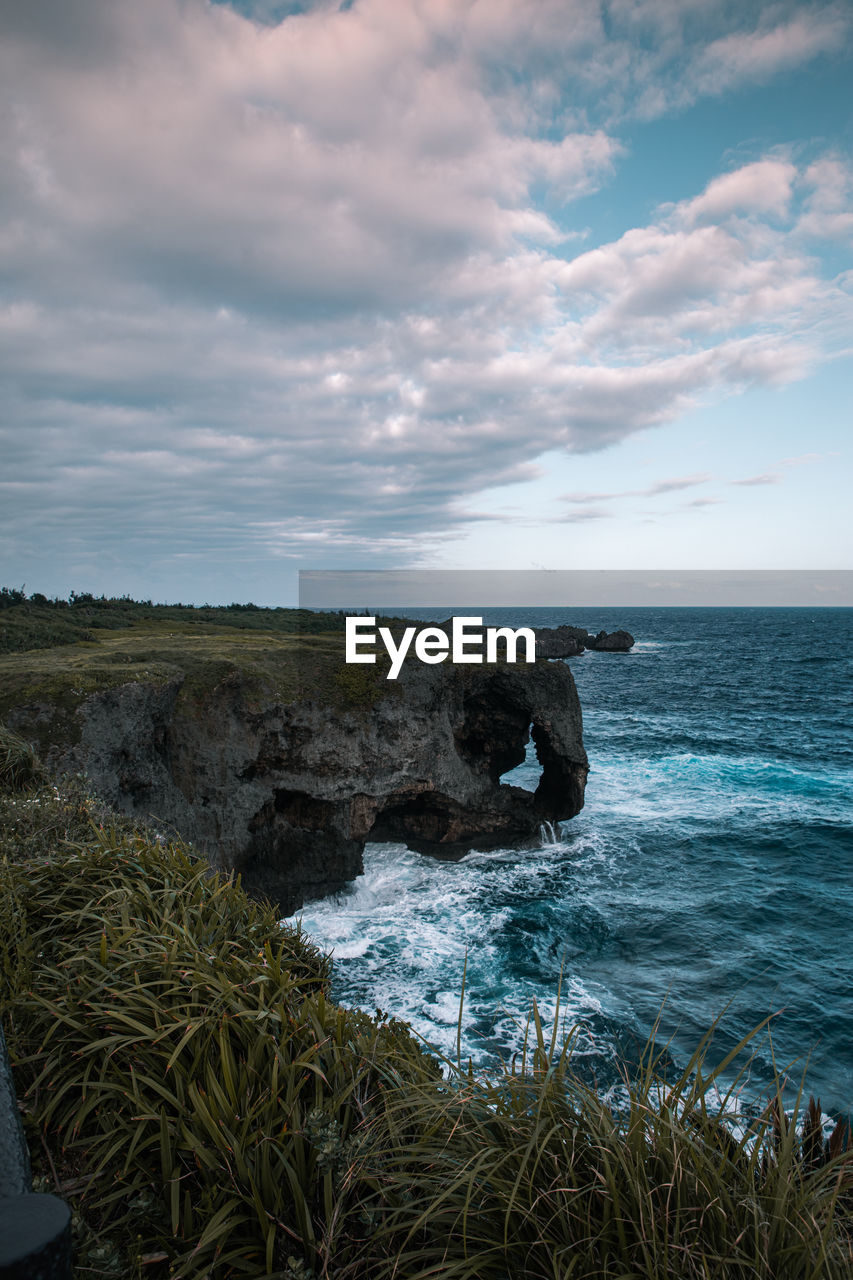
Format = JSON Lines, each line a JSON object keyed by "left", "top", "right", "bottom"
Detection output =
{"left": 586, "top": 629, "right": 635, "bottom": 651}
{"left": 534, "top": 625, "right": 634, "bottom": 656}
{"left": 534, "top": 626, "right": 586, "bottom": 658}
{"left": 5, "top": 655, "right": 588, "bottom": 916}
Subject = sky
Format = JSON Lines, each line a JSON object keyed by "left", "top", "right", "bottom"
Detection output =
{"left": 1, "top": 0, "right": 851, "bottom": 605}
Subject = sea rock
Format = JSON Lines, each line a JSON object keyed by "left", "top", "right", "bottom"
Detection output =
{"left": 435, "top": 621, "right": 634, "bottom": 659}
{"left": 5, "top": 655, "right": 588, "bottom": 916}
{"left": 585, "top": 629, "right": 635, "bottom": 652}
{"left": 534, "top": 625, "right": 634, "bottom": 655}
{"left": 533, "top": 626, "right": 586, "bottom": 658}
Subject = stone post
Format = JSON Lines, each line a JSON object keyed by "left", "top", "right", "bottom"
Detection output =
{"left": 0, "top": 1025, "right": 72, "bottom": 1279}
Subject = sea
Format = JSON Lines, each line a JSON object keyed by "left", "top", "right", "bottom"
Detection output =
{"left": 286, "top": 607, "right": 853, "bottom": 1120}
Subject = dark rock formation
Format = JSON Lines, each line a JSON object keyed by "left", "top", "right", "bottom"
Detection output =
{"left": 534, "top": 625, "right": 634, "bottom": 656}
{"left": 586, "top": 628, "right": 634, "bottom": 652}
{"left": 533, "top": 626, "right": 586, "bottom": 658}
{"left": 430, "top": 620, "right": 634, "bottom": 659}
{"left": 6, "top": 654, "right": 588, "bottom": 916}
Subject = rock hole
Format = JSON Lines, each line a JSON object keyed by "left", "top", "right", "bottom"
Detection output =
{"left": 455, "top": 678, "right": 532, "bottom": 782}
{"left": 499, "top": 723, "right": 544, "bottom": 793}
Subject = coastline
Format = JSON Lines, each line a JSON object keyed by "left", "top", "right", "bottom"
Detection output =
{"left": 2, "top": 753, "right": 851, "bottom": 1277}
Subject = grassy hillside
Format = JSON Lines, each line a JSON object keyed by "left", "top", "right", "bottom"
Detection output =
{"left": 0, "top": 588, "right": 353, "bottom": 655}
{"left": 1, "top": 725, "right": 851, "bottom": 1279}
{"left": 0, "top": 591, "right": 398, "bottom": 731}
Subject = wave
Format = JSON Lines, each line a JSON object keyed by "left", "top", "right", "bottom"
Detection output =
{"left": 287, "top": 608, "right": 853, "bottom": 1113}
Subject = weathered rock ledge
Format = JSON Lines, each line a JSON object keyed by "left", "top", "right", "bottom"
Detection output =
{"left": 5, "top": 647, "right": 589, "bottom": 915}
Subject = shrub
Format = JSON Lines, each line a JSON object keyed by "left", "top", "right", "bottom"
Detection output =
{"left": 0, "top": 722, "right": 47, "bottom": 791}
{"left": 0, "top": 827, "right": 434, "bottom": 1278}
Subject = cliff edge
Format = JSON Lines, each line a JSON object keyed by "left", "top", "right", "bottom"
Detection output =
{"left": 1, "top": 622, "right": 588, "bottom": 914}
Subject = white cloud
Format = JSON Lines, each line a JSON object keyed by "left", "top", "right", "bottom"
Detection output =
{"left": 778, "top": 451, "right": 837, "bottom": 466}
{"left": 0, "top": 0, "right": 621, "bottom": 318}
{"left": 799, "top": 156, "right": 853, "bottom": 242}
{"left": 0, "top": 0, "right": 850, "bottom": 583}
{"left": 731, "top": 472, "right": 783, "bottom": 486}
{"left": 691, "top": 10, "right": 848, "bottom": 97}
{"left": 555, "top": 506, "right": 609, "bottom": 523}
{"left": 562, "top": 473, "right": 712, "bottom": 503}
{"left": 682, "top": 161, "right": 797, "bottom": 224}
{"left": 552, "top": 160, "right": 831, "bottom": 366}
{"left": 573, "top": 2, "right": 850, "bottom": 120}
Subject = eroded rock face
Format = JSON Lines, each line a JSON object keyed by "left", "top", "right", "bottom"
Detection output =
{"left": 8, "top": 651, "right": 588, "bottom": 915}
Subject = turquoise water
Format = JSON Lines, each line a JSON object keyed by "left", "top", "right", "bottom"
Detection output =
{"left": 289, "top": 608, "right": 853, "bottom": 1117}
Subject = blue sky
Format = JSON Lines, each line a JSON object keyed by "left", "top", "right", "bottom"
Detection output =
{"left": 0, "top": 0, "right": 850, "bottom": 604}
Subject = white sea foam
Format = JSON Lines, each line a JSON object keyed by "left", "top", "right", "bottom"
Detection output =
{"left": 283, "top": 605, "right": 853, "bottom": 1111}
{"left": 421, "top": 992, "right": 464, "bottom": 1025}
{"left": 286, "top": 838, "right": 619, "bottom": 1069}
{"left": 329, "top": 936, "right": 371, "bottom": 960}
{"left": 579, "top": 750, "right": 851, "bottom": 828}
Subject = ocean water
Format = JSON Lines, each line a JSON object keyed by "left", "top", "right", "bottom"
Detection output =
{"left": 287, "top": 608, "right": 853, "bottom": 1118}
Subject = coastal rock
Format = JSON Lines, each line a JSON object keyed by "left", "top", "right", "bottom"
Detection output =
{"left": 533, "top": 626, "right": 586, "bottom": 658}
{"left": 5, "top": 655, "right": 588, "bottom": 916}
{"left": 586, "top": 629, "right": 634, "bottom": 652}
{"left": 434, "top": 621, "right": 634, "bottom": 659}
{"left": 534, "top": 625, "right": 634, "bottom": 655}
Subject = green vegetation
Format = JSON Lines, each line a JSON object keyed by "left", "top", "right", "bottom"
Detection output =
{"left": 1, "top": 742, "right": 851, "bottom": 1278}
{"left": 0, "top": 590, "right": 400, "bottom": 731}
{"left": 0, "top": 721, "right": 48, "bottom": 791}
{"left": 0, "top": 587, "right": 356, "bottom": 656}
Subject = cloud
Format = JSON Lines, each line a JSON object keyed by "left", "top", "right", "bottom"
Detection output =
{"left": 580, "top": 2, "right": 851, "bottom": 120}
{"left": 649, "top": 472, "right": 713, "bottom": 495}
{"left": 682, "top": 160, "right": 797, "bottom": 224}
{"left": 731, "top": 472, "right": 783, "bottom": 485}
{"left": 555, "top": 168, "right": 829, "bottom": 360}
{"left": 689, "top": 8, "right": 849, "bottom": 98}
{"left": 562, "top": 473, "right": 712, "bottom": 503}
{"left": 1, "top": 0, "right": 621, "bottom": 321}
{"left": 778, "top": 451, "right": 837, "bottom": 466}
{"left": 799, "top": 157, "right": 853, "bottom": 242}
{"left": 0, "top": 0, "right": 850, "bottom": 586}
{"left": 554, "top": 507, "right": 609, "bottom": 523}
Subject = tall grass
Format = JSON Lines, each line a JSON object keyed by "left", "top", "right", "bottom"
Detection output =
{"left": 340, "top": 1008, "right": 852, "bottom": 1280}
{"left": 1, "top": 826, "right": 436, "bottom": 1277}
{"left": 0, "top": 722, "right": 47, "bottom": 790}
{"left": 1, "top": 765, "right": 851, "bottom": 1278}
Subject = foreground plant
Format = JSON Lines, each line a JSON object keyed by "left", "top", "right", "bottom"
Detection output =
{"left": 0, "top": 721, "right": 47, "bottom": 791}
{"left": 340, "top": 1005, "right": 853, "bottom": 1280}
{"left": 1, "top": 763, "right": 851, "bottom": 1278}
{"left": 1, "top": 826, "right": 436, "bottom": 1277}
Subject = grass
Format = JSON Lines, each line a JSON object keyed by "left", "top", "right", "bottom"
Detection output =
{"left": 1, "top": 744, "right": 851, "bottom": 1278}
{"left": 0, "top": 590, "right": 356, "bottom": 656}
{"left": 0, "top": 631, "right": 386, "bottom": 766}
{"left": 0, "top": 721, "right": 48, "bottom": 791}
{"left": 0, "top": 593, "right": 409, "bottom": 742}
{"left": 1, "top": 766, "right": 434, "bottom": 1278}
{"left": 0, "top": 589, "right": 557, "bottom": 745}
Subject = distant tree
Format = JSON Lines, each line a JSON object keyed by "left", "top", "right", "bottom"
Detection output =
{"left": 0, "top": 586, "right": 26, "bottom": 609}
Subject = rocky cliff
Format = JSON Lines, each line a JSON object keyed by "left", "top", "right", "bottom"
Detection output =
{"left": 2, "top": 632, "right": 588, "bottom": 915}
